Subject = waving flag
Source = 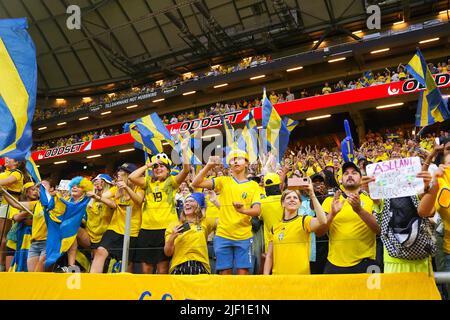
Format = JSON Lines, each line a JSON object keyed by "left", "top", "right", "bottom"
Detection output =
{"left": 8, "top": 219, "right": 31, "bottom": 272}
{"left": 221, "top": 115, "right": 238, "bottom": 167}
{"left": 125, "top": 113, "right": 175, "bottom": 155}
{"left": 261, "top": 89, "right": 294, "bottom": 163}
{"left": 0, "top": 18, "right": 37, "bottom": 160}
{"left": 42, "top": 190, "right": 90, "bottom": 269}
{"left": 174, "top": 131, "right": 201, "bottom": 165}
{"left": 405, "top": 49, "right": 450, "bottom": 127}
{"left": 237, "top": 110, "right": 259, "bottom": 163}
{"left": 341, "top": 119, "right": 355, "bottom": 163}
{"left": 25, "top": 152, "right": 41, "bottom": 183}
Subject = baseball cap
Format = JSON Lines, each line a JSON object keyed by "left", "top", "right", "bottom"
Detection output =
{"left": 264, "top": 172, "right": 281, "bottom": 186}
{"left": 93, "top": 174, "right": 113, "bottom": 185}
{"left": 342, "top": 162, "right": 361, "bottom": 176}
{"left": 117, "top": 163, "right": 138, "bottom": 174}
{"left": 310, "top": 173, "right": 325, "bottom": 183}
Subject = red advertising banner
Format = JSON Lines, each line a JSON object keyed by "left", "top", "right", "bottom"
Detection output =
{"left": 27, "top": 73, "right": 450, "bottom": 162}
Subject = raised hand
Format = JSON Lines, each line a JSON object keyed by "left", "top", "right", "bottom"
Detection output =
{"left": 331, "top": 190, "right": 344, "bottom": 216}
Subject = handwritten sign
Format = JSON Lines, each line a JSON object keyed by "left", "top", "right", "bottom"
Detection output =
{"left": 57, "top": 180, "right": 71, "bottom": 191}
{"left": 366, "top": 157, "right": 423, "bottom": 199}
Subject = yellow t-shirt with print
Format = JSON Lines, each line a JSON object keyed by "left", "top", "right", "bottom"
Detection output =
{"left": 260, "top": 194, "right": 283, "bottom": 252}
{"left": 213, "top": 176, "right": 261, "bottom": 240}
{"left": 87, "top": 199, "right": 113, "bottom": 243}
{"left": 108, "top": 186, "right": 143, "bottom": 237}
{"left": 269, "top": 215, "right": 312, "bottom": 274}
{"left": 322, "top": 192, "right": 376, "bottom": 267}
{"left": 0, "top": 169, "right": 23, "bottom": 205}
{"left": 141, "top": 175, "right": 179, "bottom": 230}
{"left": 165, "top": 217, "right": 216, "bottom": 273}
{"left": 30, "top": 201, "right": 47, "bottom": 241}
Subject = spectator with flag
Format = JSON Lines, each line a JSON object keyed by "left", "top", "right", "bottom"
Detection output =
{"left": 2, "top": 182, "right": 39, "bottom": 271}
{"left": 0, "top": 158, "right": 26, "bottom": 272}
{"left": 405, "top": 49, "right": 450, "bottom": 133}
{"left": 42, "top": 176, "right": 93, "bottom": 271}
{"left": 129, "top": 139, "right": 190, "bottom": 274}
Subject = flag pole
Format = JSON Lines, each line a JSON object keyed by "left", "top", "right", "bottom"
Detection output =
{"left": 0, "top": 186, "right": 34, "bottom": 216}
{"left": 121, "top": 205, "right": 132, "bottom": 272}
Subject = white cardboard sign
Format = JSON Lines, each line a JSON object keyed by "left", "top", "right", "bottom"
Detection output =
{"left": 366, "top": 157, "right": 423, "bottom": 199}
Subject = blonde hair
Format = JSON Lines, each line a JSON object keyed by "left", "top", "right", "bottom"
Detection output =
{"left": 180, "top": 202, "right": 204, "bottom": 225}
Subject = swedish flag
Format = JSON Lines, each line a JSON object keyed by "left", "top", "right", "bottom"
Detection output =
{"left": 221, "top": 115, "right": 237, "bottom": 167}
{"left": 0, "top": 18, "right": 37, "bottom": 160}
{"left": 405, "top": 49, "right": 450, "bottom": 127}
{"left": 126, "top": 113, "right": 175, "bottom": 155}
{"left": 41, "top": 186, "right": 91, "bottom": 269}
{"left": 238, "top": 110, "right": 259, "bottom": 163}
{"left": 262, "top": 89, "right": 296, "bottom": 163}
{"left": 9, "top": 221, "right": 31, "bottom": 272}
{"left": 25, "top": 152, "right": 41, "bottom": 183}
{"left": 174, "top": 132, "right": 201, "bottom": 165}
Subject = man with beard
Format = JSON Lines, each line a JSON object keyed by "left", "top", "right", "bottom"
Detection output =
{"left": 321, "top": 162, "right": 380, "bottom": 274}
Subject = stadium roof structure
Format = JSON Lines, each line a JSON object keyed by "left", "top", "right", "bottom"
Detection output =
{"left": 0, "top": 0, "right": 448, "bottom": 97}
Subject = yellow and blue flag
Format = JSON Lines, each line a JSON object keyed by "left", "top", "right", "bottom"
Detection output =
{"left": 41, "top": 184, "right": 90, "bottom": 269}
{"left": 237, "top": 110, "right": 259, "bottom": 163}
{"left": 25, "top": 152, "right": 41, "bottom": 183}
{"left": 125, "top": 113, "right": 175, "bottom": 155}
{"left": 262, "top": 89, "right": 297, "bottom": 163}
{"left": 405, "top": 49, "right": 450, "bottom": 127}
{"left": 340, "top": 119, "right": 355, "bottom": 163}
{"left": 0, "top": 18, "right": 37, "bottom": 160}
{"left": 221, "top": 115, "right": 238, "bottom": 167}
{"left": 174, "top": 131, "right": 202, "bottom": 165}
{"left": 9, "top": 222, "right": 31, "bottom": 272}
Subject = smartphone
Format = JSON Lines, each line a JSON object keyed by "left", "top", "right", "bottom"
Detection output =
{"left": 180, "top": 222, "right": 191, "bottom": 233}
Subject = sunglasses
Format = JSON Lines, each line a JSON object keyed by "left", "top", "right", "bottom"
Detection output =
{"left": 153, "top": 163, "right": 167, "bottom": 169}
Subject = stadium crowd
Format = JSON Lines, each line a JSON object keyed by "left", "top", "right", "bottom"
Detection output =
{"left": 33, "top": 58, "right": 449, "bottom": 123}
{"left": 1, "top": 122, "right": 449, "bottom": 301}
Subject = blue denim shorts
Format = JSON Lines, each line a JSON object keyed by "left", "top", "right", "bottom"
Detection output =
{"left": 28, "top": 240, "right": 46, "bottom": 258}
{"left": 213, "top": 235, "right": 253, "bottom": 271}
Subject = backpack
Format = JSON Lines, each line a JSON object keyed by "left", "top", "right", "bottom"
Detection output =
{"left": 380, "top": 196, "right": 436, "bottom": 260}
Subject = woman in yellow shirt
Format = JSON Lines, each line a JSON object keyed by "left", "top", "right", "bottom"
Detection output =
{"left": 0, "top": 157, "right": 24, "bottom": 271}
{"left": 263, "top": 185, "right": 327, "bottom": 275}
{"left": 90, "top": 164, "right": 144, "bottom": 273}
{"left": 165, "top": 193, "right": 217, "bottom": 274}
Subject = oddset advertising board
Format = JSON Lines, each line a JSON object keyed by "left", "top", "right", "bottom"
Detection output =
{"left": 30, "top": 73, "right": 450, "bottom": 161}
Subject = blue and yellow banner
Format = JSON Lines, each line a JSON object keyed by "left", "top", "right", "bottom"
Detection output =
{"left": 405, "top": 49, "right": 450, "bottom": 127}
{"left": 0, "top": 18, "right": 37, "bottom": 160}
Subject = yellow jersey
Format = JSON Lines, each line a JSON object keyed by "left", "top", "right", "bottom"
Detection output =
{"left": 213, "top": 176, "right": 261, "bottom": 240}
{"left": 260, "top": 194, "right": 283, "bottom": 252}
{"left": 30, "top": 201, "right": 47, "bottom": 242}
{"left": 269, "top": 215, "right": 313, "bottom": 274}
{"left": 165, "top": 217, "right": 216, "bottom": 273}
{"left": 141, "top": 175, "right": 179, "bottom": 230}
{"left": 0, "top": 169, "right": 23, "bottom": 205}
{"left": 322, "top": 192, "right": 376, "bottom": 267}
{"left": 108, "top": 186, "right": 143, "bottom": 237}
{"left": 87, "top": 198, "right": 113, "bottom": 243}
